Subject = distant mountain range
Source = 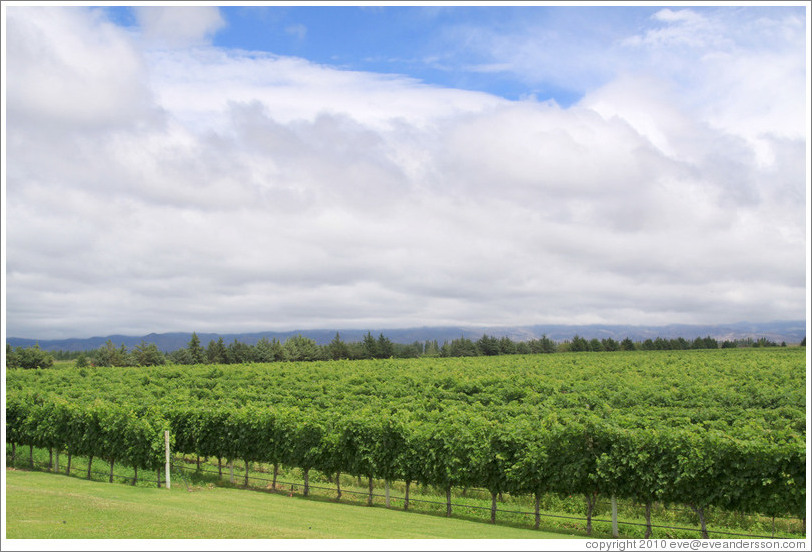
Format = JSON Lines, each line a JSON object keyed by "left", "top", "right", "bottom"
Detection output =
{"left": 6, "top": 320, "right": 807, "bottom": 352}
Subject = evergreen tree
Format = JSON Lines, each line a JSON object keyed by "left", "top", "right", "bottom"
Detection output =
{"left": 6, "top": 344, "right": 19, "bottom": 368}
{"left": 703, "top": 336, "right": 719, "bottom": 349}
{"left": 672, "top": 337, "right": 690, "bottom": 350}
{"left": 188, "top": 332, "right": 206, "bottom": 364}
{"left": 133, "top": 341, "right": 165, "bottom": 366}
{"left": 393, "top": 341, "right": 422, "bottom": 358}
{"left": 118, "top": 344, "right": 136, "bottom": 366}
{"left": 476, "top": 334, "right": 501, "bottom": 356}
{"left": 361, "top": 332, "right": 378, "bottom": 359}
{"left": 497, "top": 336, "right": 517, "bottom": 355}
{"left": 377, "top": 333, "right": 395, "bottom": 358}
{"left": 168, "top": 348, "right": 193, "bottom": 365}
{"left": 93, "top": 340, "right": 123, "bottom": 367}
{"left": 421, "top": 339, "right": 440, "bottom": 357}
{"left": 570, "top": 335, "right": 590, "bottom": 352}
{"left": 269, "top": 338, "right": 287, "bottom": 361}
{"left": 207, "top": 337, "right": 228, "bottom": 364}
{"left": 327, "top": 333, "right": 350, "bottom": 360}
{"left": 539, "top": 335, "right": 557, "bottom": 354}
{"left": 443, "top": 337, "right": 478, "bottom": 357}
{"left": 284, "top": 335, "right": 321, "bottom": 361}
{"left": 226, "top": 339, "right": 254, "bottom": 364}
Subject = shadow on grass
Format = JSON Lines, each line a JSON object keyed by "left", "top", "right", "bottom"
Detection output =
{"left": 172, "top": 466, "right": 583, "bottom": 539}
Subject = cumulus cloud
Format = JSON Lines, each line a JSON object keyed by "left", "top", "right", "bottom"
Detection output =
{"left": 5, "top": 7, "right": 157, "bottom": 130}
{"left": 620, "top": 8, "right": 806, "bottom": 166}
{"left": 4, "top": 6, "right": 807, "bottom": 339}
{"left": 133, "top": 6, "right": 225, "bottom": 48}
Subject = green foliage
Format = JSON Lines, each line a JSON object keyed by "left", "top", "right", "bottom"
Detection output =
{"left": 92, "top": 340, "right": 125, "bottom": 367}
{"left": 133, "top": 341, "right": 166, "bottom": 366}
{"left": 206, "top": 337, "right": 228, "bottom": 364}
{"left": 361, "top": 332, "right": 378, "bottom": 359}
{"left": 569, "top": 335, "right": 590, "bottom": 352}
{"left": 187, "top": 332, "right": 206, "bottom": 364}
{"left": 326, "top": 333, "right": 350, "bottom": 360}
{"left": 476, "top": 334, "right": 500, "bottom": 356}
{"left": 8, "top": 398, "right": 167, "bottom": 471}
{"left": 254, "top": 337, "right": 286, "bottom": 362}
{"left": 283, "top": 335, "right": 322, "bottom": 362}
{"left": 441, "top": 337, "right": 478, "bottom": 357}
{"left": 167, "top": 348, "right": 191, "bottom": 364}
{"left": 338, "top": 412, "right": 382, "bottom": 478}
{"left": 33, "top": 328, "right": 790, "bottom": 369}
{"left": 226, "top": 339, "right": 254, "bottom": 364}
{"left": 6, "top": 344, "right": 55, "bottom": 369}
{"left": 377, "top": 334, "right": 395, "bottom": 358}
{"left": 5, "top": 348, "right": 805, "bottom": 524}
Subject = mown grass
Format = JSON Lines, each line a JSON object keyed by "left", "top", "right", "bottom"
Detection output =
{"left": 6, "top": 447, "right": 803, "bottom": 540}
{"left": 168, "top": 454, "right": 803, "bottom": 539}
{"left": 5, "top": 469, "right": 577, "bottom": 540}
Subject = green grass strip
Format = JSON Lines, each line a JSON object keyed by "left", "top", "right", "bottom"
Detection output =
{"left": 5, "top": 469, "right": 580, "bottom": 540}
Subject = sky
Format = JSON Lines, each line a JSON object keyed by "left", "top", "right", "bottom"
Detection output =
{"left": 2, "top": 2, "right": 810, "bottom": 340}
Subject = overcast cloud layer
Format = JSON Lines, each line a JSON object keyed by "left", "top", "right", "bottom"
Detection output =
{"left": 4, "top": 5, "right": 809, "bottom": 339}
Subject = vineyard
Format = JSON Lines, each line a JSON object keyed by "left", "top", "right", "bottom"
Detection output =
{"left": 5, "top": 347, "right": 806, "bottom": 538}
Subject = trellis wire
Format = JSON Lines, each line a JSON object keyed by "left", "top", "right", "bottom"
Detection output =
{"left": 171, "top": 462, "right": 788, "bottom": 539}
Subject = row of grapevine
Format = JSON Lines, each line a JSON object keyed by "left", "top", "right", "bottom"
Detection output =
{"left": 6, "top": 349, "right": 805, "bottom": 536}
{"left": 8, "top": 396, "right": 802, "bottom": 536}
{"left": 6, "top": 396, "right": 169, "bottom": 483}
{"left": 6, "top": 350, "right": 805, "bottom": 436}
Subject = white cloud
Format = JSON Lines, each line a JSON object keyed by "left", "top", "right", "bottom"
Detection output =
{"left": 143, "top": 47, "right": 506, "bottom": 136}
{"left": 134, "top": 6, "right": 225, "bottom": 49}
{"left": 631, "top": 8, "right": 722, "bottom": 49}
{"left": 4, "top": 6, "right": 807, "bottom": 339}
{"left": 285, "top": 23, "right": 307, "bottom": 41}
{"left": 5, "top": 7, "right": 157, "bottom": 130}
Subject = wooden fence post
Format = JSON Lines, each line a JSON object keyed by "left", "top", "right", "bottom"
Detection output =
{"left": 611, "top": 495, "right": 619, "bottom": 538}
{"left": 164, "top": 430, "right": 171, "bottom": 490}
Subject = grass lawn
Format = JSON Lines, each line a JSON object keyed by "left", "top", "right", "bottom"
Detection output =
{"left": 5, "top": 469, "right": 581, "bottom": 540}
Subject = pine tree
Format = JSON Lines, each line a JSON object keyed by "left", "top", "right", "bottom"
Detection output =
{"left": 188, "top": 332, "right": 206, "bottom": 364}
{"left": 362, "top": 332, "right": 378, "bottom": 359}
{"left": 327, "top": 333, "right": 350, "bottom": 360}
{"left": 377, "top": 334, "right": 394, "bottom": 358}
{"left": 207, "top": 337, "right": 227, "bottom": 364}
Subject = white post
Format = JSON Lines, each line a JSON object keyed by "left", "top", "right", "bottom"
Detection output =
{"left": 164, "top": 430, "right": 171, "bottom": 490}
{"left": 229, "top": 460, "right": 235, "bottom": 483}
{"left": 611, "top": 495, "right": 619, "bottom": 538}
{"left": 385, "top": 480, "right": 390, "bottom": 508}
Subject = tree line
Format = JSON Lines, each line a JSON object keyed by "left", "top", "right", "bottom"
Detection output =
{"left": 6, "top": 331, "right": 801, "bottom": 369}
